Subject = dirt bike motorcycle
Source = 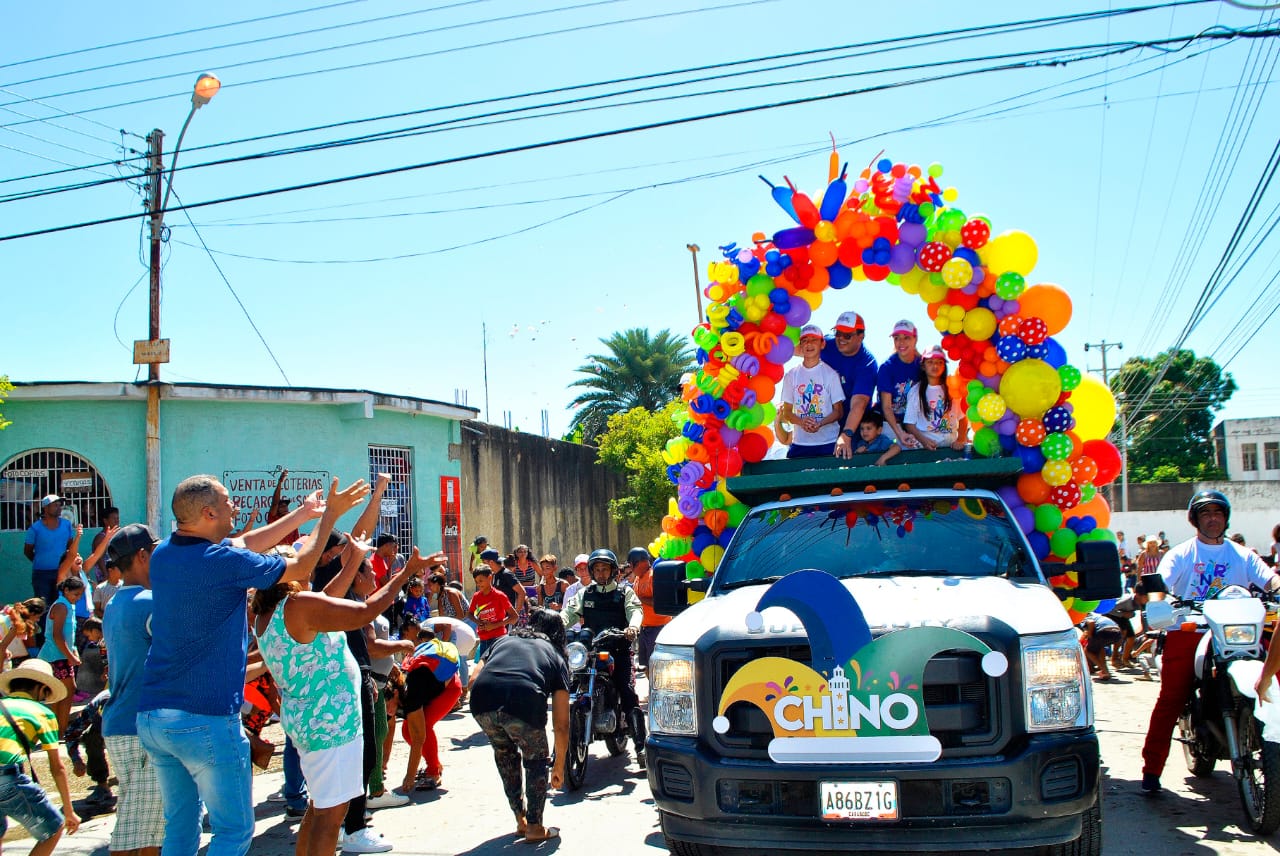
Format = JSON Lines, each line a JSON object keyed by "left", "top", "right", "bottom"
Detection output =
{"left": 562, "top": 627, "right": 643, "bottom": 790}
{"left": 1146, "top": 585, "right": 1280, "bottom": 834}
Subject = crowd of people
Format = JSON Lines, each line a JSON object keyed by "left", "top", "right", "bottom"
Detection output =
{"left": 777, "top": 312, "right": 967, "bottom": 460}
{"left": 4, "top": 481, "right": 668, "bottom": 854}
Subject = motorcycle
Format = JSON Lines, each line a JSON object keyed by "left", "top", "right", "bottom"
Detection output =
{"left": 1146, "top": 586, "right": 1280, "bottom": 833}
{"left": 562, "top": 627, "right": 638, "bottom": 790}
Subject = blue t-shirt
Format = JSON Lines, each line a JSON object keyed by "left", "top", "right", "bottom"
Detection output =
{"left": 101, "top": 586, "right": 153, "bottom": 736}
{"left": 877, "top": 354, "right": 922, "bottom": 419}
{"left": 821, "top": 338, "right": 878, "bottom": 412}
{"left": 139, "top": 535, "right": 285, "bottom": 717}
{"left": 24, "top": 517, "right": 74, "bottom": 571}
{"left": 853, "top": 433, "right": 896, "bottom": 454}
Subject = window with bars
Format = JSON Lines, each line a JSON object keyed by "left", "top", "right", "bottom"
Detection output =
{"left": 1266, "top": 442, "right": 1279, "bottom": 471}
{"left": 368, "top": 446, "right": 414, "bottom": 554}
{"left": 0, "top": 449, "right": 114, "bottom": 532}
{"left": 1242, "top": 443, "right": 1258, "bottom": 472}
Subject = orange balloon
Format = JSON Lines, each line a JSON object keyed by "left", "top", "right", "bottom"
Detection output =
{"left": 1066, "top": 431, "right": 1083, "bottom": 460}
{"left": 998, "top": 315, "right": 1022, "bottom": 337}
{"left": 810, "top": 241, "right": 838, "bottom": 267}
{"left": 746, "top": 374, "right": 776, "bottom": 403}
{"left": 1071, "top": 456, "right": 1098, "bottom": 484}
{"left": 1017, "top": 472, "right": 1051, "bottom": 505}
{"left": 1018, "top": 283, "right": 1073, "bottom": 335}
{"left": 1063, "top": 493, "right": 1111, "bottom": 529}
{"left": 704, "top": 508, "right": 728, "bottom": 537}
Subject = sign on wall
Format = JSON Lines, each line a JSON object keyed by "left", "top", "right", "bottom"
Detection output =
{"left": 440, "top": 476, "right": 461, "bottom": 583}
{"left": 222, "top": 468, "right": 330, "bottom": 529}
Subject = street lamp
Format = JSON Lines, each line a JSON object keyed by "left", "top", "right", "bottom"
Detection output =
{"left": 142, "top": 73, "right": 220, "bottom": 530}
{"left": 686, "top": 243, "right": 703, "bottom": 324}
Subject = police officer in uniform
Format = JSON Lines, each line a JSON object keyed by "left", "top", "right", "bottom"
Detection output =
{"left": 560, "top": 548, "right": 647, "bottom": 768}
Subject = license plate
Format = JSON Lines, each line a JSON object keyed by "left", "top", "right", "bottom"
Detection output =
{"left": 819, "top": 780, "right": 899, "bottom": 821}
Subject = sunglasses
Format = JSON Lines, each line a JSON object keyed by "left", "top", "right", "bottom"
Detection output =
{"left": 834, "top": 330, "right": 864, "bottom": 339}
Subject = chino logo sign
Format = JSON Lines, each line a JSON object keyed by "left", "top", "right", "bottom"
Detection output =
{"left": 712, "top": 570, "right": 1008, "bottom": 764}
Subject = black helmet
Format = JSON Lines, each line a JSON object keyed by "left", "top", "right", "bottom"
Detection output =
{"left": 1187, "top": 489, "right": 1231, "bottom": 527}
{"left": 627, "top": 547, "right": 651, "bottom": 566}
{"left": 587, "top": 548, "right": 618, "bottom": 575}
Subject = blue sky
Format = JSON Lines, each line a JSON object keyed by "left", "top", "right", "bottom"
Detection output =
{"left": 2, "top": 0, "right": 1278, "bottom": 439}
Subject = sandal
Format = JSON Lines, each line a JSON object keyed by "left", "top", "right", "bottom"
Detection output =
{"left": 522, "top": 826, "right": 560, "bottom": 842}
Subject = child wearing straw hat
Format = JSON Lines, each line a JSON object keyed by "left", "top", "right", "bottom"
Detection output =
{"left": 0, "top": 657, "right": 80, "bottom": 854}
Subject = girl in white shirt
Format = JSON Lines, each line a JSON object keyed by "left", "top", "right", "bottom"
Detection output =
{"left": 903, "top": 345, "right": 968, "bottom": 450}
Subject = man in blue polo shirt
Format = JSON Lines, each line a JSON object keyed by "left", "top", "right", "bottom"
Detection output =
{"left": 23, "top": 495, "right": 75, "bottom": 607}
{"left": 876, "top": 319, "right": 924, "bottom": 449}
{"left": 136, "top": 474, "right": 369, "bottom": 856}
{"left": 824, "top": 311, "right": 879, "bottom": 458}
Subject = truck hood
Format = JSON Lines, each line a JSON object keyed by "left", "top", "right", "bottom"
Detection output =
{"left": 659, "top": 575, "right": 1072, "bottom": 645}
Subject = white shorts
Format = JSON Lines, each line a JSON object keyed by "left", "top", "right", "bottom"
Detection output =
{"left": 296, "top": 736, "right": 364, "bottom": 809}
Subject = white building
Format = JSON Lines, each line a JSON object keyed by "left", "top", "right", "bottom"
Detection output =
{"left": 1214, "top": 417, "right": 1280, "bottom": 482}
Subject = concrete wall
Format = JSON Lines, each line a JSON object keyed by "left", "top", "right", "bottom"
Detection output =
{"left": 1109, "top": 479, "right": 1280, "bottom": 554}
{"left": 459, "top": 420, "right": 647, "bottom": 569}
{"left": 1216, "top": 417, "right": 1280, "bottom": 482}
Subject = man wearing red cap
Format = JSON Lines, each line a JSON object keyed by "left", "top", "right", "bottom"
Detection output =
{"left": 823, "top": 311, "right": 879, "bottom": 459}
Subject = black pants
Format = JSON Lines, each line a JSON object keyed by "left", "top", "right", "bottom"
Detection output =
{"left": 83, "top": 727, "right": 108, "bottom": 785}
{"left": 610, "top": 646, "right": 640, "bottom": 716}
{"left": 343, "top": 673, "right": 377, "bottom": 835}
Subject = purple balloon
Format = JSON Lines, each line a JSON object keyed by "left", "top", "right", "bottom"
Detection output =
{"left": 888, "top": 242, "right": 917, "bottom": 274}
{"left": 962, "top": 283, "right": 978, "bottom": 295}
{"left": 988, "top": 295, "right": 1005, "bottom": 312}
{"left": 979, "top": 373, "right": 1001, "bottom": 390}
{"left": 971, "top": 266, "right": 985, "bottom": 285}
{"left": 783, "top": 300, "right": 812, "bottom": 327}
{"left": 767, "top": 336, "right": 795, "bottom": 364}
{"left": 677, "top": 461, "right": 705, "bottom": 485}
{"left": 719, "top": 427, "right": 742, "bottom": 446}
{"left": 1013, "top": 506, "right": 1036, "bottom": 534}
{"left": 739, "top": 389, "right": 757, "bottom": 409}
{"left": 678, "top": 496, "right": 703, "bottom": 518}
{"left": 899, "top": 221, "right": 927, "bottom": 247}
{"left": 997, "top": 485, "right": 1022, "bottom": 508}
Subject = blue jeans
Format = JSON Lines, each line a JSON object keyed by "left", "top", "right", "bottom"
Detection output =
{"left": 137, "top": 709, "right": 254, "bottom": 856}
{"left": 282, "top": 737, "right": 308, "bottom": 812}
{"left": 0, "top": 765, "right": 62, "bottom": 841}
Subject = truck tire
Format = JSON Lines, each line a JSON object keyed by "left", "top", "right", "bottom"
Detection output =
{"left": 1235, "top": 704, "right": 1280, "bottom": 834}
{"left": 1179, "top": 711, "right": 1216, "bottom": 778}
{"left": 660, "top": 811, "right": 719, "bottom": 856}
{"left": 1042, "top": 799, "right": 1101, "bottom": 856}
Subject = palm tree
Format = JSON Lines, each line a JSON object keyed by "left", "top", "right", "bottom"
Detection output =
{"left": 568, "top": 328, "right": 695, "bottom": 443}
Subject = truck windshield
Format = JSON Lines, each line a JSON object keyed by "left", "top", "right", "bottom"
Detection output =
{"left": 715, "top": 495, "right": 1036, "bottom": 589}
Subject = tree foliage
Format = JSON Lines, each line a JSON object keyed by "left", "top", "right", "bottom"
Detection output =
{"left": 568, "top": 328, "right": 694, "bottom": 444}
{"left": 1111, "top": 349, "right": 1234, "bottom": 481}
{"left": 0, "top": 375, "right": 11, "bottom": 431}
{"left": 595, "top": 402, "right": 682, "bottom": 528}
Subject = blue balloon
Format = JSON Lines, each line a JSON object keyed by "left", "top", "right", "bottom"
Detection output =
{"left": 1017, "top": 444, "right": 1045, "bottom": 473}
{"left": 682, "top": 421, "right": 705, "bottom": 442}
{"left": 692, "top": 526, "right": 717, "bottom": 556}
{"left": 828, "top": 263, "right": 853, "bottom": 289}
{"left": 1027, "top": 531, "right": 1051, "bottom": 560}
{"left": 952, "top": 246, "right": 980, "bottom": 265}
{"left": 773, "top": 227, "right": 816, "bottom": 249}
{"left": 718, "top": 526, "right": 736, "bottom": 548}
{"left": 1044, "top": 337, "right": 1067, "bottom": 369}
{"left": 819, "top": 176, "right": 847, "bottom": 222}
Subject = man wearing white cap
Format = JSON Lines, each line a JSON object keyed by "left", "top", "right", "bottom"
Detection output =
{"left": 782, "top": 324, "right": 846, "bottom": 458}
{"left": 23, "top": 495, "right": 75, "bottom": 608}
{"left": 877, "top": 319, "right": 923, "bottom": 449}
{"left": 823, "top": 311, "right": 879, "bottom": 458}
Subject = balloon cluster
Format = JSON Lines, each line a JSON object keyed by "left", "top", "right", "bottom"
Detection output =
{"left": 649, "top": 150, "right": 1121, "bottom": 619}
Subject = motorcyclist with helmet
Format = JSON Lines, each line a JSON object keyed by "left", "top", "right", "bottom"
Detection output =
{"left": 1139, "top": 490, "right": 1279, "bottom": 794}
{"left": 560, "top": 548, "right": 646, "bottom": 768}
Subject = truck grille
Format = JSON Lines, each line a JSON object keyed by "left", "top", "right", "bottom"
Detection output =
{"left": 711, "top": 641, "right": 1004, "bottom": 759}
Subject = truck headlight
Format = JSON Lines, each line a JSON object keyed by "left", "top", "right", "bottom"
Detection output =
{"left": 649, "top": 645, "right": 697, "bottom": 736}
{"left": 1022, "top": 631, "right": 1091, "bottom": 732}
{"left": 1224, "top": 624, "right": 1258, "bottom": 645}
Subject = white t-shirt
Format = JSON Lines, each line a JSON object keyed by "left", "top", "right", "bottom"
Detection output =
{"left": 903, "top": 382, "right": 964, "bottom": 446}
{"left": 1158, "top": 537, "right": 1276, "bottom": 601}
{"left": 781, "top": 361, "right": 844, "bottom": 446}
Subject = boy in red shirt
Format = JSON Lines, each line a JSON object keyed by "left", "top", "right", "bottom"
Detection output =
{"left": 470, "top": 567, "right": 518, "bottom": 663}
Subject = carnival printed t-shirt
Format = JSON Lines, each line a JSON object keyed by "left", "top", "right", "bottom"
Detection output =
{"left": 781, "top": 361, "right": 843, "bottom": 446}
{"left": 903, "top": 382, "right": 963, "bottom": 445}
{"left": 471, "top": 589, "right": 513, "bottom": 641}
{"left": 1158, "top": 539, "right": 1275, "bottom": 601}
{"left": 139, "top": 535, "right": 285, "bottom": 716}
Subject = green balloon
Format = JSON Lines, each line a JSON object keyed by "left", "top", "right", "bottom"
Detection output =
{"left": 973, "top": 427, "right": 1002, "bottom": 457}
{"left": 746, "top": 273, "right": 774, "bottom": 297}
{"left": 967, "top": 406, "right": 982, "bottom": 424}
{"left": 1080, "top": 527, "right": 1115, "bottom": 544}
{"left": 937, "top": 209, "right": 967, "bottom": 231}
{"left": 1050, "top": 527, "right": 1079, "bottom": 558}
{"left": 1079, "top": 482, "right": 1097, "bottom": 503}
{"left": 995, "top": 272, "right": 1026, "bottom": 300}
{"left": 686, "top": 560, "right": 707, "bottom": 579}
{"left": 1058, "top": 365, "right": 1083, "bottom": 392}
{"left": 1041, "top": 432, "right": 1073, "bottom": 461}
{"left": 1034, "top": 503, "right": 1063, "bottom": 533}
{"left": 726, "top": 502, "right": 750, "bottom": 527}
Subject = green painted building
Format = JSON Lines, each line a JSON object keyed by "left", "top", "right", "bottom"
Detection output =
{"left": 0, "top": 382, "right": 477, "bottom": 605}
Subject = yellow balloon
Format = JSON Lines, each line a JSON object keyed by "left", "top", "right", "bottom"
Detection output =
{"left": 700, "top": 544, "right": 725, "bottom": 571}
{"left": 899, "top": 267, "right": 927, "bottom": 295}
{"left": 797, "top": 289, "right": 823, "bottom": 310}
{"left": 963, "top": 307, "right": 997, "bottom": 340}
{"left": 920, "top": 281, "right": 948, "bottom": 303}
{"left": 1042, "top": 460, "right": 1073, "bottom": 486}
{"left": 999, "top": 358, "right": 1062, "bottom": 419}
{"left": 983, "top": 229, "right": 1038, "bottom": 277}
{"left": 1069, "top": 374, "right": 1117, "bottom": 441}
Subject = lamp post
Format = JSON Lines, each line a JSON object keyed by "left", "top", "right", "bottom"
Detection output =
{"left": 686, "top": 243, "right": 703, "bottom": 324}
{"left": 142, "top": 73, "right": 220, "bottom": 531}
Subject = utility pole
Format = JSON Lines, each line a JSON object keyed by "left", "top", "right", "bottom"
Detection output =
{"left": 1084, "top": 339, "right": 1125, "bottom": 512}
{"left": 481, "top": 321, "right": 490, "bottom": 423}
{"left": 686, "top": 244, "right": 703, "bottom": 324}
{"left": 145, "top": 129, "right": 165, "bottom": 532}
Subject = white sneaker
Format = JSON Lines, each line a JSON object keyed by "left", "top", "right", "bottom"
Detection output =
{"left": 366, "top": 790, "right": 409, "bottom": 809}
{"left": 342, "top": 828, "right": 393, "bottom": 854}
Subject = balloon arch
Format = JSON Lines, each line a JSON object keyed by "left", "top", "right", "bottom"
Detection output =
{"left": 651, "top": 150, "right": 1121, "bottom": 621}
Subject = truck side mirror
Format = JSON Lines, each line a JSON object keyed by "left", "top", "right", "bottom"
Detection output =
{"left": 1060, "top": 540, "right": 1123, "bottom": 601}
{"left": 653, "top": 560, "right": 710, "bottom": 617}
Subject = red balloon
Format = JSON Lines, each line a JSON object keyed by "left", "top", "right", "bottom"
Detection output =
{"left": 758, "top": 359, "right": 785, "bottom": 383}
{"left": 1082, "top": 439, "right": 1122, "bottom": 486}
{"left": 737, "top": 432, "right": 769, "bottom": 463}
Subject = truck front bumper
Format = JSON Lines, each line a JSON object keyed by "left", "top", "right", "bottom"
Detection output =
{"left": 647, "top": 731, "right": 1099, "bottom": 852}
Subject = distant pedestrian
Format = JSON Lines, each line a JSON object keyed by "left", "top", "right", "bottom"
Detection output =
{"left": 90, "top": 506, "right": 120, "bottom": 583}
{"left": 37, "top": 576, "right": 85, "bottom": 732}
{"left": 470, "top": 566, "right": 517, "bottom": 662}
{"left": 628, "top": 548, "right": 668, "bottom": 674}
{"left": 24, "top": 495, "right": 75, "bottom": 608}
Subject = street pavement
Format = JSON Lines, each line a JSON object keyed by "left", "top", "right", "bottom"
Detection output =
{"left": 12, "top": 671, "right": 1280, "bottom": 855}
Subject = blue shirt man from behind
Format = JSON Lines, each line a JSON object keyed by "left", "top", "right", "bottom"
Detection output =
{"left": 876, "top": 319, "right": 923, "bottom": 448}
{"left": 136, "top": 474, "right": 370, "bottom": 856}
{"left": 823, "top": 311, "right": 879, "bottom": 459}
